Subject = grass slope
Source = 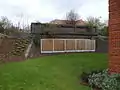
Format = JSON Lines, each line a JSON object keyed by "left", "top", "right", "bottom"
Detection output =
{"left": 0, "top": 53, "right": 107, "bottom": 90}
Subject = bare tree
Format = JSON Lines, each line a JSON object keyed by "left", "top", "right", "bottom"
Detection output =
{"left": 66, "top": 10, "right": 79, "bottom": 32}
{"left": 0, "top": 16, "right": 13, "bottom": 34}
{"left": 0, "top": 16, "right": 12, "bottom": 29}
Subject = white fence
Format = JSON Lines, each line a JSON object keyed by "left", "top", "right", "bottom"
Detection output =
{"left": 41, "top": 39, "right": 96, "bottom": 53}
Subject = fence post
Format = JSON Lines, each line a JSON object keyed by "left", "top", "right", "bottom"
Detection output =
{"left": 64, "top": 39, "right": 66, "bottom": 52}
{"left": 53, "top": 39, "right": 54, "bottom": 53}
{"left": 41, "top": 39, "right": 42, "bottom": 53}
{"left": 94, "top": 40, "right": 96, "bottom": 51}
{"left": 85, "top": 39, "right": 87, "bottom": 51}
{"left": 75, "top": 39, "right": 77, "bottom": 51}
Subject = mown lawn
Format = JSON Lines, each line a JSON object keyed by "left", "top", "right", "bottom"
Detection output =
{"left": 0, "top": 53, "right": 108, "bottom": 90}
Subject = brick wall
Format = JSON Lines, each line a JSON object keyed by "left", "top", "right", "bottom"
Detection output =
{"left": 109, "top": 0, "right": 120, "bottom": 73}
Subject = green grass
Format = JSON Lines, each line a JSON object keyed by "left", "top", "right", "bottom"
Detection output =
{"left": 0, "top": 53, "right": 108, "bottom": 90}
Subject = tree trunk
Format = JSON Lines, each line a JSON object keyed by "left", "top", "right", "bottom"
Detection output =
{"left": 74, "top": 23, "right": 76, "bottom": 32}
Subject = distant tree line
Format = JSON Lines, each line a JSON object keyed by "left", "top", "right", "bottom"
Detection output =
{"left": 85, "top": 16, "right": 108, "bottom": 36}
{"left": 66, "top": 10, "right": 108, "bottom": 36}
{"left": 0, "top": 16, "right": 30, "bottom": 36}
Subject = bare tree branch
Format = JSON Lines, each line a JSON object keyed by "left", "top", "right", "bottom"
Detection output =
{"left": 66, "top": 10, "right": 79, "bottom": 32}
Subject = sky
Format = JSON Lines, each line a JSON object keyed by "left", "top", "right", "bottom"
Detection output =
{"left": 0, "top": 0, "right": 108, "bottom": 25}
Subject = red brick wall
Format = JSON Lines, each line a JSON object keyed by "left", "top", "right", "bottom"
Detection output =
{"left": 109, "top": 0, "right": 120, "bottom": 73}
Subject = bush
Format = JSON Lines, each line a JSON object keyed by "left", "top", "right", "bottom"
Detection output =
{"left": 80, "top": 72, "right": 89, "bottom": 84}
{"left": 88, "top": 69, "right": 120, "bottom": 90}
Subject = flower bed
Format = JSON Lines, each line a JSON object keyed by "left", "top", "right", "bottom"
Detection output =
{"left": 80, "top": 69, "right": 120, "bottom": 90}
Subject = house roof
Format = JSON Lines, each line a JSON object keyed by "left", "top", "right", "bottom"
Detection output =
{"left": 50, "top": 19, "right": 86, "bottom": 26}
{"left": 76, "top": 20, "right": 86, "bottom": 26}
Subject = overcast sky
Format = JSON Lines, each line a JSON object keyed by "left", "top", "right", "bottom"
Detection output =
{"left": 0, "top": 0, "right": 108, "bottom": 25}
